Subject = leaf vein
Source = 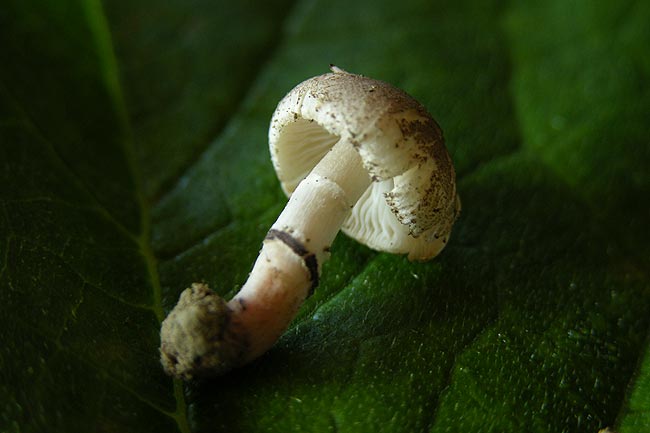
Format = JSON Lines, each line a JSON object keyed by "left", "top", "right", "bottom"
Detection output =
{"left": 7, "top": 308, "right": 178, "bottom": 419}
{"left": 81, "top": 1, "right": 192, "bottom": 430}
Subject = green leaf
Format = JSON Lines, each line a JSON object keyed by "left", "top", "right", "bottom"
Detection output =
{"left": 1, "top": 0, "right": 649, "bottom": 432}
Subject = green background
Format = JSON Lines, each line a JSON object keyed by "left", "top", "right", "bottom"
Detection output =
{"left": 1, "top": 0, "right": 649, "bottom": 432}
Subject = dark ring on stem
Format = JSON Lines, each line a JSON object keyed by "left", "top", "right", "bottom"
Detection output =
{"left": 265, "top": 229, "right": 319, "bottom": 295}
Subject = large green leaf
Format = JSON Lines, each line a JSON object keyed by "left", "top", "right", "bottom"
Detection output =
{"left": 1, "top": 0, "right": 649, "bottom": 432}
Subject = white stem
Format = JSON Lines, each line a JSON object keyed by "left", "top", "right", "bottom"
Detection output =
{"left": 229, "top": 138, "right": 371, "bottom": 361}
{"left": 160, "top": 138, "right": 371, "bottom": 378}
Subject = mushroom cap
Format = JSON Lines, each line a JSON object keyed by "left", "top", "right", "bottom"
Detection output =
{"left": 269, "top": 68, "right": 460, "bottom": 260}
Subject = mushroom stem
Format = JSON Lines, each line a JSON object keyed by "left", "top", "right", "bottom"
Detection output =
{"left": 160, "top": 138, "right": 371, "bottom": 378}
{"left": 231, "top": 138, "right": 370, "bottom": 359}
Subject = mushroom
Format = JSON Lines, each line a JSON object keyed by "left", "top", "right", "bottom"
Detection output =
{"left": 160, "top": 66, "right": 461, "bottom": 379}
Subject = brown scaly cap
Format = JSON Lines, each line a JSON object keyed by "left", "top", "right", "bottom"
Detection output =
{"left": 269, "top": 67, "right": 460, "bottom": 260}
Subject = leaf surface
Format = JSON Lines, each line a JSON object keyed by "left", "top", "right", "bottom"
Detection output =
{"left": 1, "top": 0, "right": 649, "bottom": 432}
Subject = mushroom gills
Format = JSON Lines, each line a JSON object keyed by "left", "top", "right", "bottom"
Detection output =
{"left": 272, "top": 118, "right": 339, "bottom": 195}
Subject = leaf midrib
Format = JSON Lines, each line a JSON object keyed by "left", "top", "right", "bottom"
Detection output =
{"left": 77, "top": 0, "right": 191, "bottom": 431}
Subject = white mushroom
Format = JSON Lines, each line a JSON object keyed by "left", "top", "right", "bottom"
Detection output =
{"left": 160, "top": 66, "right": 461, "bottom": 379}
